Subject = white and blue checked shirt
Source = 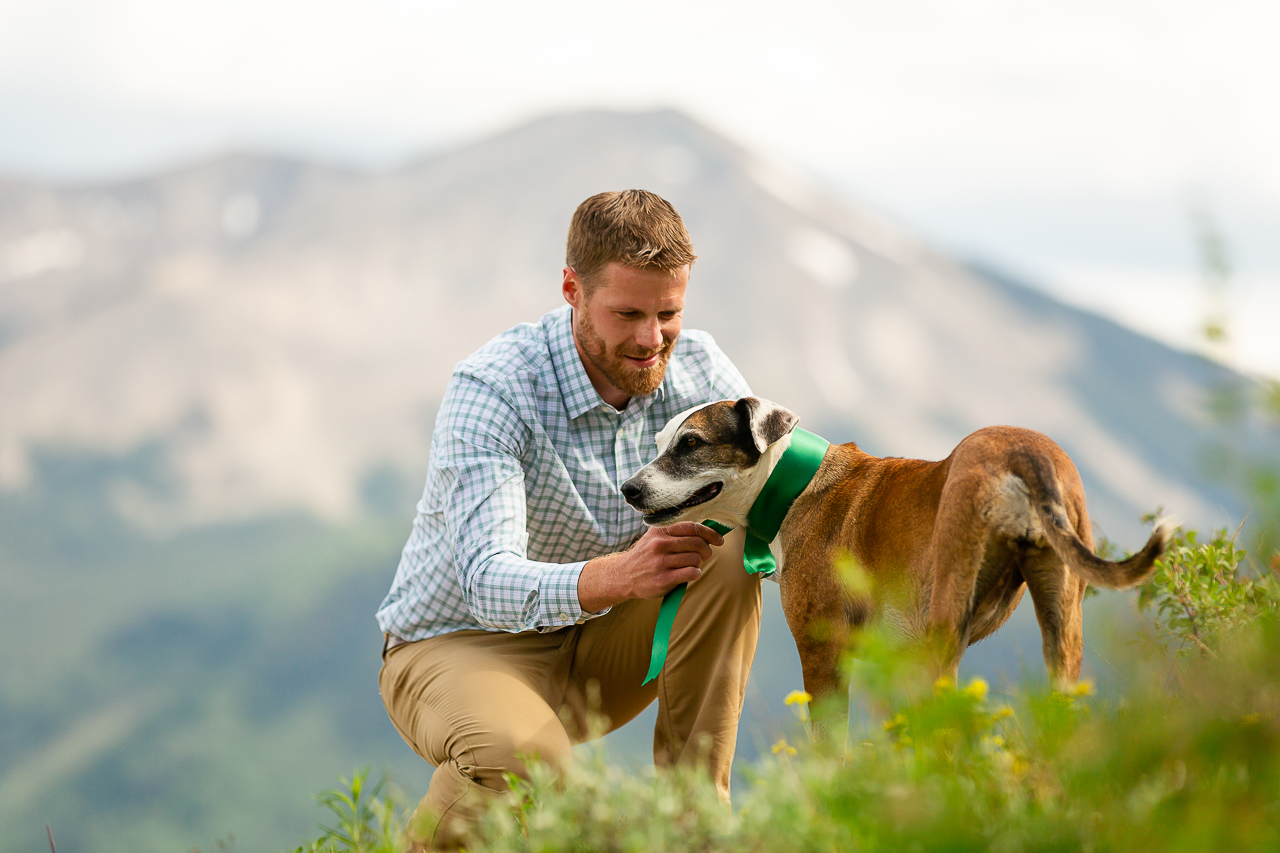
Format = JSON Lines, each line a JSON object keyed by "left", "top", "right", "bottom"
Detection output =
{"left": 376, "top": 305, "right": 751, "bottom": 640}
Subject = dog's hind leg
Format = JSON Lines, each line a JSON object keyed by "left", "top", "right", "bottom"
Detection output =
{"left": 924, "top": 474, "right": 995, "bottom": 680}
{"left": 1022, "top": 547, "right": 1088, "bottom": 690}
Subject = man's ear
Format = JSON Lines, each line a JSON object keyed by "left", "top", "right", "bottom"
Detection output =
{"left": 562, "top": 266, "right": 583, "bottom": 310}
{"left": 734, "top": 397, "right": 799, "bottom": 453}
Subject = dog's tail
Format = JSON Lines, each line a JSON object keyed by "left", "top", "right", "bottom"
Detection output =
{"left": 1017, "top": 451, "right": 1173, "bottom": 589}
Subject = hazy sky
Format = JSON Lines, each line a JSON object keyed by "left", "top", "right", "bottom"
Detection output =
{"left": 2, "top": 0, "right": 1277, "bottom": 375}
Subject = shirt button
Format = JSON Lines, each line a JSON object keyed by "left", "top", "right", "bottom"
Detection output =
{"left": 558, "top": 612, "right": 569, "bottom": 620}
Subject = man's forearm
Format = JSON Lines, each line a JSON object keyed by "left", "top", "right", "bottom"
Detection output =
{"left": 577, "top": 552, "right": 630, "bottom": 613}
{"left": 577, "top": 522, "right": 723, "bottom": 613}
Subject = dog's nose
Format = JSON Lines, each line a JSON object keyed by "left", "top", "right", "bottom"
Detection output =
{"left": 621, "top": 481, "right": 642, "bottom": 503}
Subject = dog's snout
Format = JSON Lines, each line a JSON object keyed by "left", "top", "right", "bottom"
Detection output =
{"left": 621, "top": 481, "right": 643, "bottom": 503}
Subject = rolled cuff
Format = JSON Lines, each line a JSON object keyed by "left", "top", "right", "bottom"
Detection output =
{"left": 535, "top": 560, "right": 611, "bottom": 631}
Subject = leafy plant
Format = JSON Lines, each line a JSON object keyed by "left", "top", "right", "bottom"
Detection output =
{"left": 283, "top": 769, "right": 405, "bottom": 853}
{"left": 1137, "top": 522, "right": 1280, "bottom": 658}
{"left": 1188, "top": 202, "right": 1280, "bottom": 565}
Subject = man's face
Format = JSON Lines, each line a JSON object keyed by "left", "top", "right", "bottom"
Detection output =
{"left": 562, "top": 261, "right": 688, "bottom": 408}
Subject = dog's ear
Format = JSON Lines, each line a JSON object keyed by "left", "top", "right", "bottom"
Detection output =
{"left": 734, "top": 397, "right": 799, "bottom": 453}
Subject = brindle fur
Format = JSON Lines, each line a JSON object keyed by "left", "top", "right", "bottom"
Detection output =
{"left": 625, "top": 400, "right": 1171, "bottom": 712}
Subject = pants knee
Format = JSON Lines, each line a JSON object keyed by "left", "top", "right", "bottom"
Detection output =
{"left": 461, "top": 718, "right": 573, "bottom": 790}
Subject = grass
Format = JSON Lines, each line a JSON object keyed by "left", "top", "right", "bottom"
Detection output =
{"left": 281, "top": 523, "right": 1280, "bottom": 852}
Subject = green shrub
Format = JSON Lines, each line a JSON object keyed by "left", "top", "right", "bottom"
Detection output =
{"left": 281, "top": 769, "right": 404, "bottom": 853}
{"left": 1137, "top": 522, "right": 1280, "bottom": 659}
{"left": 286, "top": 526, "right": 1280, "bottom": 852}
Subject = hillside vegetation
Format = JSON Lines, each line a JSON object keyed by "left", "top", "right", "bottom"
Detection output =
{"left": 279, "top": 524, "right": 1280, "bottom": 853}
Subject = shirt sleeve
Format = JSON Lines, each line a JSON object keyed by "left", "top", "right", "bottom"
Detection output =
{"left": 428, "top": 373, "right": 604, "bottom": 632}
{"left": 701, "top": 335, "right": 753, "bottom": 401}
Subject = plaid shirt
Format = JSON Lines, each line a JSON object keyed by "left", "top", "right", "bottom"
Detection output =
{"left": 376, "top": 305, "right": 751, "bottom": 640}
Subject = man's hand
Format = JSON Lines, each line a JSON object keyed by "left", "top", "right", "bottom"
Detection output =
{"left": 577, "top": 522, "right": 725, "bottom": 613}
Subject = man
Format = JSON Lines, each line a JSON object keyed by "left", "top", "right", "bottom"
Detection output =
{"left": 376, "top": 190, "right": 761, "bottom": 849}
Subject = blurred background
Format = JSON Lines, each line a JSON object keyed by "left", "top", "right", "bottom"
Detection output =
{"left": 1, "top": 1, "right": 1277, "bottom": 851}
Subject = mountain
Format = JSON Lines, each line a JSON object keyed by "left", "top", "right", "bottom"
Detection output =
{"left": 0, "top": 108, "right": 1241, "bottom": 536}
{"left": 0, "top": 108, "right": 1254, "bottom": 853}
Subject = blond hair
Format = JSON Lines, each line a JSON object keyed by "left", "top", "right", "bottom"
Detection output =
{"left": 566, "top": 190, "right": 696, "bottom": 291}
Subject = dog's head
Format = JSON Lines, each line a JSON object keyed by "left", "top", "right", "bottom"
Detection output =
{"left": 622, "top": 397, "right": 799, "bottom": 527}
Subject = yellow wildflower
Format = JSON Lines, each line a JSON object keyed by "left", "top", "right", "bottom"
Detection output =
{"left": 784, "top": 690, "right": 813, "bottom": 706}
{"left": 993, "top": 705, "right": 1015, "bottom": 719}
{"left": 1071, "top": 680, "right": 1096, "bottom": 697}
{"left": 882, "top": 713, "right": 908, "bottom": 732}
{"left": 933, "top": 675, "right": 955, "bottom": 693}
{"left": 963, "top": 677, "right": 989, "bottom": 701}
{"left": 772, "top": 738, "right": 797, "bottom": 756}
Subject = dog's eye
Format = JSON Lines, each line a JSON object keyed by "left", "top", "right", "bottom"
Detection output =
{"left": 681, "top": 435, "right": 702, "bottom": 450}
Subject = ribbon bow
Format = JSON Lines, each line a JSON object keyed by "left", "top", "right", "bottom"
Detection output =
{"left": 641, "top": 428, "right": 830, "bottom": 685}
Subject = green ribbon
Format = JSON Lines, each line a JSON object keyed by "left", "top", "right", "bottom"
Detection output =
{"left": 641, "top": 428, "right": 830, "bottom": 685}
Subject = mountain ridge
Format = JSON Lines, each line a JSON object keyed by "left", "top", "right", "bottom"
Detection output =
{"left": 0, "top": 107, "right": 1247, "bottom": 537}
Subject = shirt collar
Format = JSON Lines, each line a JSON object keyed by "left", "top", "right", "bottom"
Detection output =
{"left": 659, "top": 344, "right": 700, "bottom": 411}
{"left": 546, "top": 304, "right": 667, "bottom": 420}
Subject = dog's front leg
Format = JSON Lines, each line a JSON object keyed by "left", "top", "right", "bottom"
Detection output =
{"left": 794, "top": 631, "right": 847, "bottom": 701}
{"left": 795, "top": 633, "right": 849, "bottom": 743}
{"left": 781, "top": 583, "right": 851, "bottom": 741}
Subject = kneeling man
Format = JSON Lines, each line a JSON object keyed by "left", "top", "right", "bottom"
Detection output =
{"left": 376, "top": 189, "right": 761, "bottom": 850}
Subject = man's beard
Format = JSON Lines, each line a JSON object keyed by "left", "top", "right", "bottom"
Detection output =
{"left": 576, "top": 309, "right": 674, "bottom": 398}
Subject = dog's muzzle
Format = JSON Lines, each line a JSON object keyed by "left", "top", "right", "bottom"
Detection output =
{"left": 622, "top": 477, "right": 723, "bottom": 525}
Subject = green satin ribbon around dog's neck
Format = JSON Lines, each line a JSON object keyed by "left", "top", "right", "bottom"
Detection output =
{"left": 642, "top": 427, "right": 830, "bottom": 685}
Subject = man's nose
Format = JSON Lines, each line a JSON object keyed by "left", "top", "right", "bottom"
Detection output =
{"left": 635, "top": 318, "right": 662, "bottom": 351}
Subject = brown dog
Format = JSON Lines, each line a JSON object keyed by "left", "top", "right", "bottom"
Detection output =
{"left": 621, "top": 397, "right": 1171, "bottom": 705}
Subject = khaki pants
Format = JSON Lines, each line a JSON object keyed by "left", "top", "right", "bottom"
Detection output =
{"left": 378, "top": 529, "right": 759, "bottom": 849}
